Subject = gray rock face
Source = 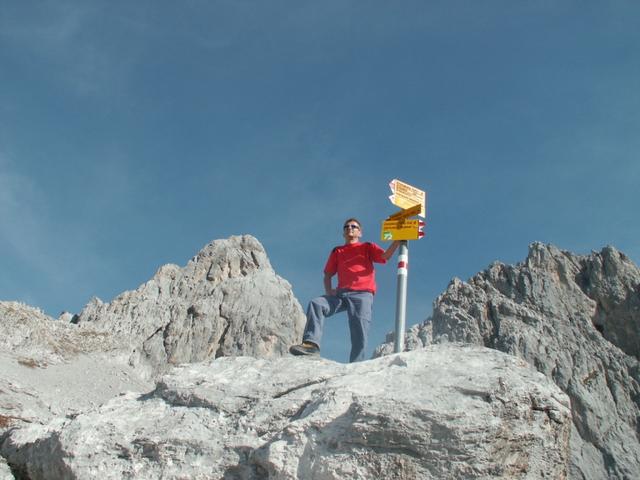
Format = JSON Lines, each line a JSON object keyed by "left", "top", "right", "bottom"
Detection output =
{"left": 419, "top": 243, "right": 640, "bottom": 479}
{"left": 372, "top": 319, "right": 432, "bottom": 358}
{"left": 2, "top": 345, "right": 571, "bottom": 480}
{"left": 74, "top": 235, "right": 306, "bottom": 378}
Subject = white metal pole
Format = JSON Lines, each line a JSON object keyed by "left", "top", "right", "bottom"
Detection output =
{"left": 394, "top": 241, "right": 409, "bottom": 353}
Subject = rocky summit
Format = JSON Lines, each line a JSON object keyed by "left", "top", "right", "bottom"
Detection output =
{"left": 379, "top": 243, "right": 640, "bottom": 480}
{"left": 1, "top": 238, "right": 637, "bottom": 479}
{"left": 2, "top": 345, "right": 570, "bottom": 480}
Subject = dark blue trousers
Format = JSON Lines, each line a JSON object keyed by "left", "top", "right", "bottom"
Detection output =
{"left": 302, "top": 290, "right": 374, "bottom": 362}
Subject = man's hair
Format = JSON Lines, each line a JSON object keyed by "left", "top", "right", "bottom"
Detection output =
{"left": 343, "top": 218, "right": 361, "bottom": 228}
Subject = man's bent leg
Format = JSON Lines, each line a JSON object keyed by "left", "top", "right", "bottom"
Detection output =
{"left": 345, "top": 292, "right": 374, "bottom": 362}
{"left": 302, "top": 294, "right": 343, "bottom": 350}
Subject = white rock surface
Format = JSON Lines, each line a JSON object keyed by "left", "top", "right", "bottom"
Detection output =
{"left": 0, "top": 456, "right": 12, "bottom": 480}
{"left": 1, "top": 236, "right": 306, "bottom": 476}
{"left": 0, "top": 305, "right": 152, "bottom": 479}
{"left": 0, "top": 349, "right": 152, "bottom": 427}
{"left": 0, "top": 301, "right": 150, "bottom": 434}
{"left": 2, "top": 345, "right": 571, "bottom": 480}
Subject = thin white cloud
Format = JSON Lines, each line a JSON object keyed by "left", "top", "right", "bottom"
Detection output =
{"left": 0, "top": 151, "right": 126, "bottom": 300}
{"left": 0, "top": 156, "right": 57, "bottom": 275}
{"left": 0, "top": 1, "right": 135, "bottom": 97}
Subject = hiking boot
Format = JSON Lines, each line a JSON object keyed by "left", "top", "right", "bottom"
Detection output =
{"left": 289, "top": 341, "right": 320, "bottom": 356}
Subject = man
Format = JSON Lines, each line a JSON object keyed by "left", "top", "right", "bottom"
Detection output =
{"left": 290, "top": 218, "right": 400, "bottom": 362}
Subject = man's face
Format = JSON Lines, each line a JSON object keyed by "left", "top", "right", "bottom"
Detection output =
{"left": 343, "top": 221, "right": 362, "bottom": 243}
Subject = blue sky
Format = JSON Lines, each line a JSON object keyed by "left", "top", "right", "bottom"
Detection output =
{"left": 1, "top": 1, "right": 638, "bottom": 362}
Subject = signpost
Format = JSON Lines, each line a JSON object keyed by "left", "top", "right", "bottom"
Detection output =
{"left": 386, "top": 203, "right": 423, "bottom": 221}
{"left": 394, "top": 241, "right": 410, "bottom": 354}
{"left": 381, "top": 219, "right": 424, "bottom": 241}
{"left": 388, "top": 179, "right": 426, "bottom": 217}
{"left": 382, "top": 179, "right": 426, "bottom": 354}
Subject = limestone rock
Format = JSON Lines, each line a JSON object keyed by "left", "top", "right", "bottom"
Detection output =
{"left": 58, "top": 311, "right": 75, "bottom": 323}
{"left": 411, "top": 243, "right": 640, "bottom": 479}
{"left": 1, "top": 236, "right": 305, "bottom": 461}
{"left": 0, "top": 302, "right": 118, "bottom": 366}
{"left": 74, "top": 235, "right": 306, "bottom": 378}
{"left": 0, "top": 348, "right": 152, "bottom": 429}
{"left": 372, "top": 318, "right": 432, "bottom": 358}
{"left": 2, "top": 345, "right": 571, "bottom": 480}
{"left": 0, "top": 300, "right": 152, "bottom": 437}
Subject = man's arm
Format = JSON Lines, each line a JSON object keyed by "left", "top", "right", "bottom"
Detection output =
{"left": 324, "top": 272, "right": 336, "bottom": 296}
{"left": 382, "top": 241, "right": 401, "bottom": 261}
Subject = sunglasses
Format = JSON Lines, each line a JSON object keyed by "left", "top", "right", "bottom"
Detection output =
{"left": 343, "top": 224, "right": 360, "bottom": 230}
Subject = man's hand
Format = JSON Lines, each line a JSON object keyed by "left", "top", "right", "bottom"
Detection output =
{"left": 382, "top": 240, "right": 402, "bottom": 261}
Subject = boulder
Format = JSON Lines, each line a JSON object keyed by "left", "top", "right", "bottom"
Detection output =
{"left": 397, "top": 243, "right": 640, "bottom": 479}
{"left": 74, "top": 235, "right": 306, "bottom": 378}
{"left": 1, "top": 345, "right": 571, "bottom": 479}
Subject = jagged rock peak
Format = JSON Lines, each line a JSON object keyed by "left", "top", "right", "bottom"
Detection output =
{"left": 73, "top": 235, "right": 305, "bottom": 379}
{"left": 522, "top": 242, "right": 636, "bottom": 282}
{"left": 470, "top": 243, "right": 640, "bottom": 358}
{"left": 192, "top": 234, "right": 272, "bottom": 278}
{"left": 151, "top": 235, "right": 273, "bottom": 287}
{"left": 430, "top": 243, "right": 640, "bottom": 480}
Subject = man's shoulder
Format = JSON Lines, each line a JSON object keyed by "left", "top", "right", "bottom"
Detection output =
{"left": 366, "top": 241, "right": 384, "bottom": 252}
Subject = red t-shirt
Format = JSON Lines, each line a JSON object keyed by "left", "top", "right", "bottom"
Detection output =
{"left": 324, "top": 242, "right": 387, "bottom": 294}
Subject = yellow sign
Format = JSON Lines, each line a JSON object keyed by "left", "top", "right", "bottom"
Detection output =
{"left": 389, "top": 179, "right": 426, "bottom": 218}
{"left": 381, "top": 219, "right": 425, "bottom": 241}
{"left": 387, "top": 204, "right": 422, "bottom": 221}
